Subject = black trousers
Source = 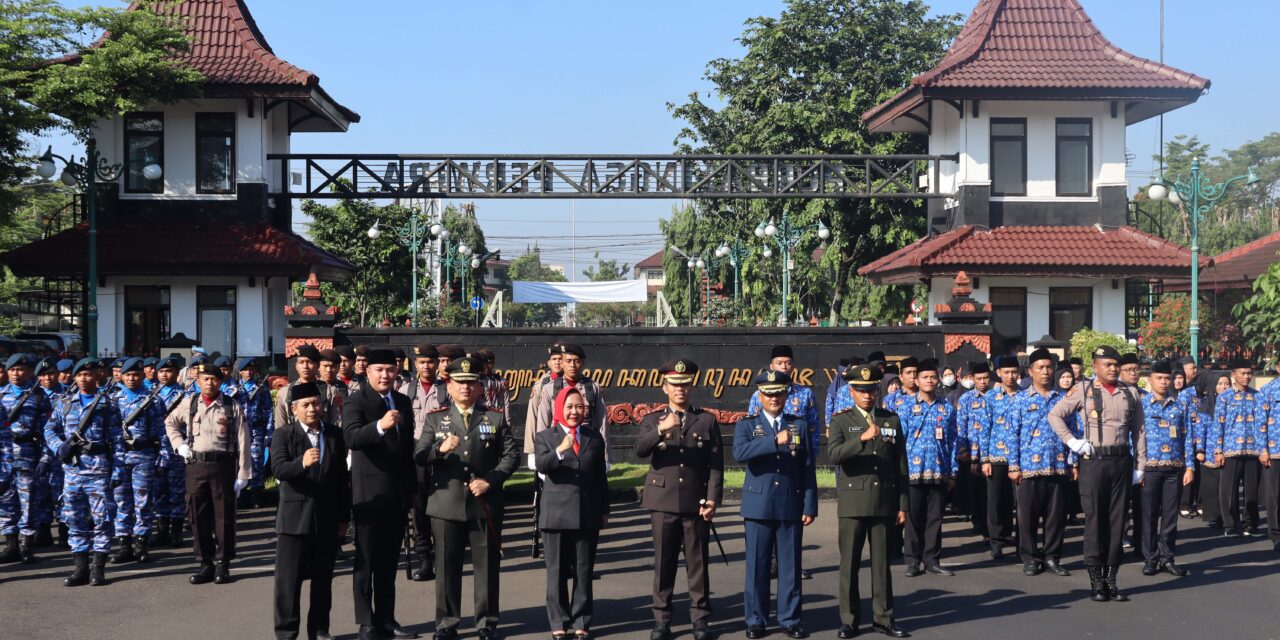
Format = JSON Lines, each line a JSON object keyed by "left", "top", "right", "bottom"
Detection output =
{"left": 1078, "top": 456, "right": 1131, "bottom": 567}
{"left": 185, "top": 458, "right": 236, "bottom": 563}
{"left": 274, "top": 531, "right": 338, "bottom": 640}
{"left": 433, "top": 514, "right": 502, "bottom": 631}
{"left": 1200, "top": 466, "right": 1222, "bottom": 525}
{"left": 1220, "top": 456, "right": 1262, "bottom": 531}
{"left": 904, "top": 484, "right": 945, "bottom": 565}
{"left": 352, "top": 506, "right": 405, "bottom": 628}
{"left": 1180, "top": 460, "right": 1201, "bottom": 510}
{"left": 837, "top": 517, "right": 894, "bottom": 628}
{"left": 650, "top": 511, "right": 711, "bottom": 625}
{"left": 985, "top": 464, "right": 1014, "bottom": 541}
{"left": 544, "top": 529, "right": 599, "bottom": 632}
{"left": 957, "top": 467, "right": 985, "bottom": 536}
{"left": 1015, "top": 475, "right": 1065, "bottom": 563}
{"left": 411, "top": 468, "right": 435, "bottom": 560}
{"left": 1141, "top": 468, "right": 1182, "bottom": 564}
{"left": 1264, "top": 462, "right": 1280, "bottom": 544}
{"left": 1128, "top": 486, "right": 1143, "bottom": 549}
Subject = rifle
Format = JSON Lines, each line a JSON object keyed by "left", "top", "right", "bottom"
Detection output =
{"left": 121, "top": 384, "right": 163, "bottom": 447}
{"left": 5, "top": 385, "right": 37, "bottom": 423}
{"left": 66, "top": 390, "right": 107, "bottom": 466}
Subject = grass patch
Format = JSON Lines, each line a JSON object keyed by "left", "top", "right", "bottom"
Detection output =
{"left": 503, "top": 462, "right": 650, "bottom": 492}
{"left": 723, "top": 467, "right": 837, "bottom": 489}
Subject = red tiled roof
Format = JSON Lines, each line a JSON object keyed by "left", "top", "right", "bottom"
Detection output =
{"left": 635, "top": 250, "right": 665, "bottom": 269}
{"left": 1165, "top": 230, "right": 1280, "bottom": 291}
{"left": 864, "top": 0, "right": 1208, "bottom": 131}
{"left": 0, "top": 222, "right": 354, "bottom": 281}
{"left": 57, "top": 0, "right": 358, "bottom": 124}
{"left": 859, "top": 225, "right": 1196, "bottom": 284}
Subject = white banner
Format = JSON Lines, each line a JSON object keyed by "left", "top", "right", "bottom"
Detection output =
{"left": 512, "top": 279, "right": 647, "bottom": 304}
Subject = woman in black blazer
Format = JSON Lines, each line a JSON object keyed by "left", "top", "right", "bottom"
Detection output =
{"left": 534, "top": 386, "right": 610, "bottom": 640}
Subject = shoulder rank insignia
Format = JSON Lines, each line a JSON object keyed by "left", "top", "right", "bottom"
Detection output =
{"left": 428, "top": 407, "right": 449, "bottom": 414}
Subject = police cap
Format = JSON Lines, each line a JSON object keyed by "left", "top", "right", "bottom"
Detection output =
{"left": 843, "top": 364, "right": 882, "bottom": 389}
{"left": 445, "top": 356, "right": 481, "bottom": 382}
{"left": 659, "top": 359, "right": 698, "bottom": 385}
{"left": 755, "top": 369, "right": 792, "bottom": 395}
{"left": 1092, "top": 346, "right": 1121, "bottom": 362}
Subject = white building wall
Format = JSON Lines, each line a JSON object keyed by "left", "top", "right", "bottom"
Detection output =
{"left": 97, "top": 275, "right": 280, "bottom": 357}
{"left": 928, "top": 275, "right": 1128, "bottom": 348}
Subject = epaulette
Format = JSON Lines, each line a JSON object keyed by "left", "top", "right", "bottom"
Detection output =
{"left": 1066, "top": 384, "right": 1081, "bottom": 397}
{"left": 744, "top": 413, "right": 758, "bottom": 419}
{"left": 428, "top": 407, "right": 449, "bottom": 414}
{"left": 832, "top": 408, "right": 852, "bottom": 417}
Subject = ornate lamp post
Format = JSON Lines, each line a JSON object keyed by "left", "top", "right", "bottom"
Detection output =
{"left": 1147, "top": 158, "right": 1259, "bottom": 362}
{"left": 755, "top": 212, "right": 831, "bottom": 326}
{"left": 439, "top": 238, "right": 473, "bottom": 305}
{"left": 714, "top": 238, "right": 749, "bottom": 307}
{"left": 36, "top": 141, "right": 160, "bottom": 356}
{"left": 367, "top": 204, "right": 445, "bottom": 326}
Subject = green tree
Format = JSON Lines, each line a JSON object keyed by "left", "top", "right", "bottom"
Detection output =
{"left": 1233, "top": 260, "right": 1280, "bottom": 359}
{"left": 301, "top": 197, "right": 414, "bottom": 326}
{"left": 576, "top": 252, "right": 642, "bottom": 327}
{"left": 669, "top": 0, "right": 962, "bottom": 324}
{"left": 2, "top": 0, "right": 201, "bottom": 223}
{"left": 504, "top": 246, "right": 565, "bottom": 326}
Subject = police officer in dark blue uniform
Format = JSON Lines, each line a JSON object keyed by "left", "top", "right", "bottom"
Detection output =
{"left": 734, "top": 370, "right": 817, "bottom": 640}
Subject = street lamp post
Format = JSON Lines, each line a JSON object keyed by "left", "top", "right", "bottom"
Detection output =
{"left": 756, "top": 211, "right": 831, "bottom": 326}
{"left": 715, "top": 238, "right": 749, "bottom": 306}
{"left": 438, "top": 238, "right": 473, "bottom": 305}
{"left": 367, "top": 203, "right": 445, "bottom": 327}
{"left": 469, "top": 250, "right": 501, "bottom": 326}
{"left": 668, "top": 245, "right": 698, "bottom": 326}
{"left": 37, "top": 141, "right": 158, "bottom": 356}
{"left": 1148, "top": 158, "right": 1259, "bottom": 363}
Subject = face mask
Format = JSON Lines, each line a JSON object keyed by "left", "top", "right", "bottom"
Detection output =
{"left": 942, "top": 375, "right": 956, "bottom": 387}
{"left": 960, "top": 378, "right": 974, "bottom": 389}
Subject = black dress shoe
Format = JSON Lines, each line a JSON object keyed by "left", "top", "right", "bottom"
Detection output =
{"left": 213, "top": 562, "right": 233, "bottom": 584}
{"left": 383, "top": 624, "right": 420, "bottom": 639}
{"left": 692, "top": 621, "right": 712, "bottom": 640}
{"left": 800, "top": 569, "right": 813, "bottom": 580}
{"left": 1023, "top": 562, "right": 1041, "bottom": 576}
{"left": 189, "top": 562, "right": 215, "bottom": 585}
{"left": 312, "top": 632, "right": 335, "bottom": 640}
{"left": 745, "top": 625, "right": 767, "bottom": 639}
{"left": 989, "top": 542, "right": 1003, "bottom": 560}
{"left": 1224, "top": 528, "right": 1243, "bottom": 537}
{"left": 904, "top": 563, "right": 923, "bottom": 578}
{"left": 359, "top": 626, "right": 380, "bottom": 640}
{"left": 925, "top": 563, "right": 954, "bottom": 576}
{"left": 1161, "top": 561, "right": 1189, "bottom": 577}
{"left": 1244, "top": 526, "right": 1263, "bottom": 537}
{"left": 477, "top": 626, "right": 499, "bottom": 640}
{"left": 1141, "top": 563, "right": 1159, "bottom": 576}
{"left": 431, "top": 628, "right": 456, "bottom": 640}
{"left": 652, "top": 623, "right": 672, "bottom": 640}
{"left": 837, "top": 625, "right": 858, "bottom": 639}
{"left": 1043, "top": 559, "right": 1070, "bottom": 576}
{"left": 783, "top": 624, "right": 807, "bottom": 639}
{"left": 871, "top": 622, "right": 909, "bottom": 638}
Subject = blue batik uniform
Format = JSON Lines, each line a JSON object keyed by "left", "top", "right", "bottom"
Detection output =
{"left": 980, "top": 387, "right": 1021, "bottom": 465}
{"left": 1259, "top": 378, "right": 1280, "bottom": 457}
{"left": 901, "top": 395, "right": 958, "bottom": 482}
{"left": 826, "top": 384, "right": 854, "bottom": 429}
{"left": 112, "top": 386, "right": 167, "bottom": 538}
{"left": 227, "top": 378, "right": 273, "bottom": 490}
{"left": 154, "top": 383, "right": 187, "bottom": 520}
{"left": 733, "top": 411, "right": 818, "bottom": 630}
{"left": 884, "top": 388, "right": 917, "bottom": 419}
{"left": 749, "top": 384, "right": 821, "bottom": 451}
{"left": 1142, "top": 394, "right": 1195, "bottom": 469}
{"left": 1212, "top": 386, "right": 1265, "bottom": 458}
{"left": 0, "top": 382, "right": 53, "bottom": 537}
{"left": 956, "top": 389, "right": 988, "bottom": 461}
{"left": 1009, "top": 388, "right": 1073, "bottom": 478}
{"left": 44, "top": 392, "right": 125, "bottom": 554}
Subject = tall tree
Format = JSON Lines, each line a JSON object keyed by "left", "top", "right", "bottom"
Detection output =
{"left": 301, "top": 197, "right": 414, "bottom": 326}
{"left": 503, "top": 247, "right": 565, "bottom": 326}
{"left": 576, "top": 252, "right": 644, "bottom": 327}
{"left": 669, "top": 0, "right": 961, "bottom": 324}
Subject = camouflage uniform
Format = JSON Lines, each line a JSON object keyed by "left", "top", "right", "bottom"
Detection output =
{"left": 45, "top": 391, "right": 125, "bottom": 554}
{"left": 225, "top": 378, "right": 273, "bottom": 490}
{"left": 1, "top": 383, "right": 54, "bottom": 540}
{"left": 112, "top": 385, "right": 167, "bottom": 540}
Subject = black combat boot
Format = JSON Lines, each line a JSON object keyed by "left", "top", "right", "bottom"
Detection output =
{"left": 411, "top": 552, "right": 435, "bottom": 581}
{"left": 19, "top": 534, "right": 38, "bottom": 563}
{"left": 89, "top": 551, "right": 109, "bottom": 586}
{"left": 1086, "top": 565, "right": 1109, "bottom": 602}
{"left": 169, "top": 518, "right": 184, "bottom": 547}
{"left": 189, "top": 561, "right": 215, "bottom": 585}
{"left": 34, "top": 525, "right": 53, "bottom": 547}
{"left": 134, "top": 536, "right": 152, "bottom": 563}
{"left": 56, "top": 522, "right": 69, "bottom": 549}
{"left": 151, "top": 517, "right": 171, "bottom": 546}
{"left": 111, "top": 536, "right": 136, "bottom": 564}
{"left": 1104, "top": 565, "right": 1128, "bottom": 602}
{"left": 0, "top": 533, "right": 18, "bottom": 563}
{"left": 64, "top": 552, "right": 90, "bottom": 587}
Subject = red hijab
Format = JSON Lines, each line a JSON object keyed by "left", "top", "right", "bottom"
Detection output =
{"left": 553, "top": 385, "right": 584, "bottom": 430}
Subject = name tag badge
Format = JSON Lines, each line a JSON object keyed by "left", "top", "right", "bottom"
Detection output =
{"left": 1170, "top": 424, "right": 1179, "bottom": 439}
{"left": 935, "top": 426, "right": 945, "bottom": 441}
{"left": 752, "top": 426, "right": 766, "bottom": 438}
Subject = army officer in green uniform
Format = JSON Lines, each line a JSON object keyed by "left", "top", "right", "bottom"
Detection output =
{"left": 827, "top": 365, "right": 910, "bottom": 639}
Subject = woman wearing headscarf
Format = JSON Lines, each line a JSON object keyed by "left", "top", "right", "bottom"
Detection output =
{"left": 1194, "top": 371, "right": 1231, "bottom": 528}
{"left": 878, "top": 373, "right": 901, "bottom": 411}
{"left": 1054, "top": 366, "right": 1083, "bottom": 524}
{"left": 534, "top": 386, "right": 610, "bottom": 640}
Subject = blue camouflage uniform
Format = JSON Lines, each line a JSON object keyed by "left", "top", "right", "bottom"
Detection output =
{"left": 901, "top": 395, "right": 958, "bottom": 482}
{"left": 749, "top": 384, "right": 821, "bottom": 451}
{"left": 1009, "top": 388, "right": 1073, "bottom": 478}
{"left": 155, "top": 383, "right": 189, "bottom": 520}
{"left": 1, "top": 381, "right": 54, "bottom": 537}
{"left": 112, "top": 385, "right": 168, "bottom": 538}
{"left": 980, "top": 386, "right": 1022, "bottom": 465}
{"left": 44, "top": 391, "right": 125, "bottom": 554}
{"left": 39, "top": 383, "right": 68, "bottom": 528}
{"left": 956, "top": 388, "right": 988, "bottom": 462}
{"left": 224, "top": 377, "right": 273, "bottom": 490}
{"left": 0, "top": 415, "right": 12, "bottom": 498}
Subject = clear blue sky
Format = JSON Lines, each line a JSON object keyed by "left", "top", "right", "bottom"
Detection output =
{"left": 46, "top": 0, "right": 1280, "bottom": 278}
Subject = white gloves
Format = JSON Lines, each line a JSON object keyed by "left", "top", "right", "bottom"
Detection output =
{"left": 1066, "top": 438, "right": 1087, "bottom": 454}
{"left": 233, "top": 478, "right": 249, "bottom": 494}
{"left": 1079, "top": 441, "right": 1094, "bottom": 457}
{"left": 527, "top": 453, "right": 537, "bottom": 471}
{"left": 1132, "top": 469, "right": 1144, "bottom": 485}
{"left": 177, "top": 444, "right": 192, "bottom": 461}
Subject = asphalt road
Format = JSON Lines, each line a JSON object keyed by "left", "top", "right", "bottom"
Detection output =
{"left": 1, "top": 499, "right": 1277, "bottom": 640}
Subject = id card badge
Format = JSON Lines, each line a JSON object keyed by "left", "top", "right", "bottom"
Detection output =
{"left": 935, "top": 426, "right": 945, "bottom": 441}
{"left": 1169, "top": 423, "right": 1179, "bottom": 439}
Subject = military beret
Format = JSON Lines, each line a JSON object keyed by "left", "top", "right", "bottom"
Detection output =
{"left": 142, "top": 357, "right": 159, "bottom": 368}
{"left": 1227, "top": 358, "right": 1252, "bottom": 371}
{"left": 1118, "top": 352, "right": 1140, "bottom": 367}
{"left": 770, "top": 345, "right": 794, "bottom": 360}
{"left": 993, "top": 355, "right": 1020, "bottom": 370}
{"left": 354, "top": 345, "right": 369, "bottom": 357}
{"left": 1027, "top": 348, "right": 1054, "bottom": 365}
{"left": 191, "top": 346, "right": 208, "bottom": 356}
{"left": 213, "top": 355, "right": 232, "bottom": 368}
{"left": 189, "top": 353, "right": 208, "bottom": 366}
{"left": 445, "top": 356, "right": 481, "bottom": 382}
{"left": 4, "top": 353, "right": 33, "bottom": 370}
{"left": 867, "top": 351, "right": 886, "bottom": 363}
{"left": 55, "top": 358, "right": 74, "bottom": 373}
{"left": 413, "top": 343, "right": 439, "bottom": 359}
{"left": 474, "top": 348, "right": 496, "bottom": 365}
{"left": 843, "top": 364, "right": 882, "bottom": 388}
{"left": 156, "top": 357, "right": 179, "bottom": 371}
{"left": 195, "top": 363, "right": 223, "bottom": 379}
{"left": 916, "top": 358, "right": 939, "bottom": 373}
{"left": 290, "top": 382, "right": 320, "bottom": 402}
{"left": 235, "top": 356, "right": 257, "bottom": 372}
{"left": 755, "top": 369, "right": 792, "bottom": 394}
{"left": 969, "top": 361, "right": 991, "bottom": 375}
{"left": 71, "top": 357, "right": 100, "bottom": 376}
{"left": 557, "top": 343, "right": 586, "bottom": 359}
{"left": 295, "top": 345, "right": 321, "bottom": 362}
{"left": 119, "top": 357, "right": 144, "bottom": 373}
{"left": 33, "top": 357, "right": 53, "bottom": 376}
{"left": 898, "top": 356, "right": 919, "bottom": 371}
{"left": 335, "top": 346, "right": 356, "bottom": 361}
{"left": 111, "top": 357, "right": 126, "bottom": 368}
{"left": 659, "top": 358, "right": 698, "bottom": 385}
{"left": 365, "top": 348, "right": 398, "bottom": 367}
{"left": 438, "top": 344, "right": 466, "bottom": 359}
{"left": 1092, "top": 346, "right": 1121, "bottom": 361}
{"left": 319, "top": 349, "right": 341, "bottom": 364}
{"left": 1069, "top": 357, "right": 1083, "bottom": 366}
{"left": 1150, "top": 359, "right": 1175, "bottom": 375}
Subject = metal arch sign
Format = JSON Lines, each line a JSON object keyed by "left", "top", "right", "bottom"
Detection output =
{"left": 268, "top": 153, "right": 958, "bottom": 200}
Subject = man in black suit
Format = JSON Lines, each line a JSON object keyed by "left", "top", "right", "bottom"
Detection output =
{"left": 416, "top": 356, "right": 520, "bottom": 640}
{"left": 344, "top": 348, "right": 418, "bottom": 640}
{"left": 271, "top": 382, "right": 351, "bottom": 640}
